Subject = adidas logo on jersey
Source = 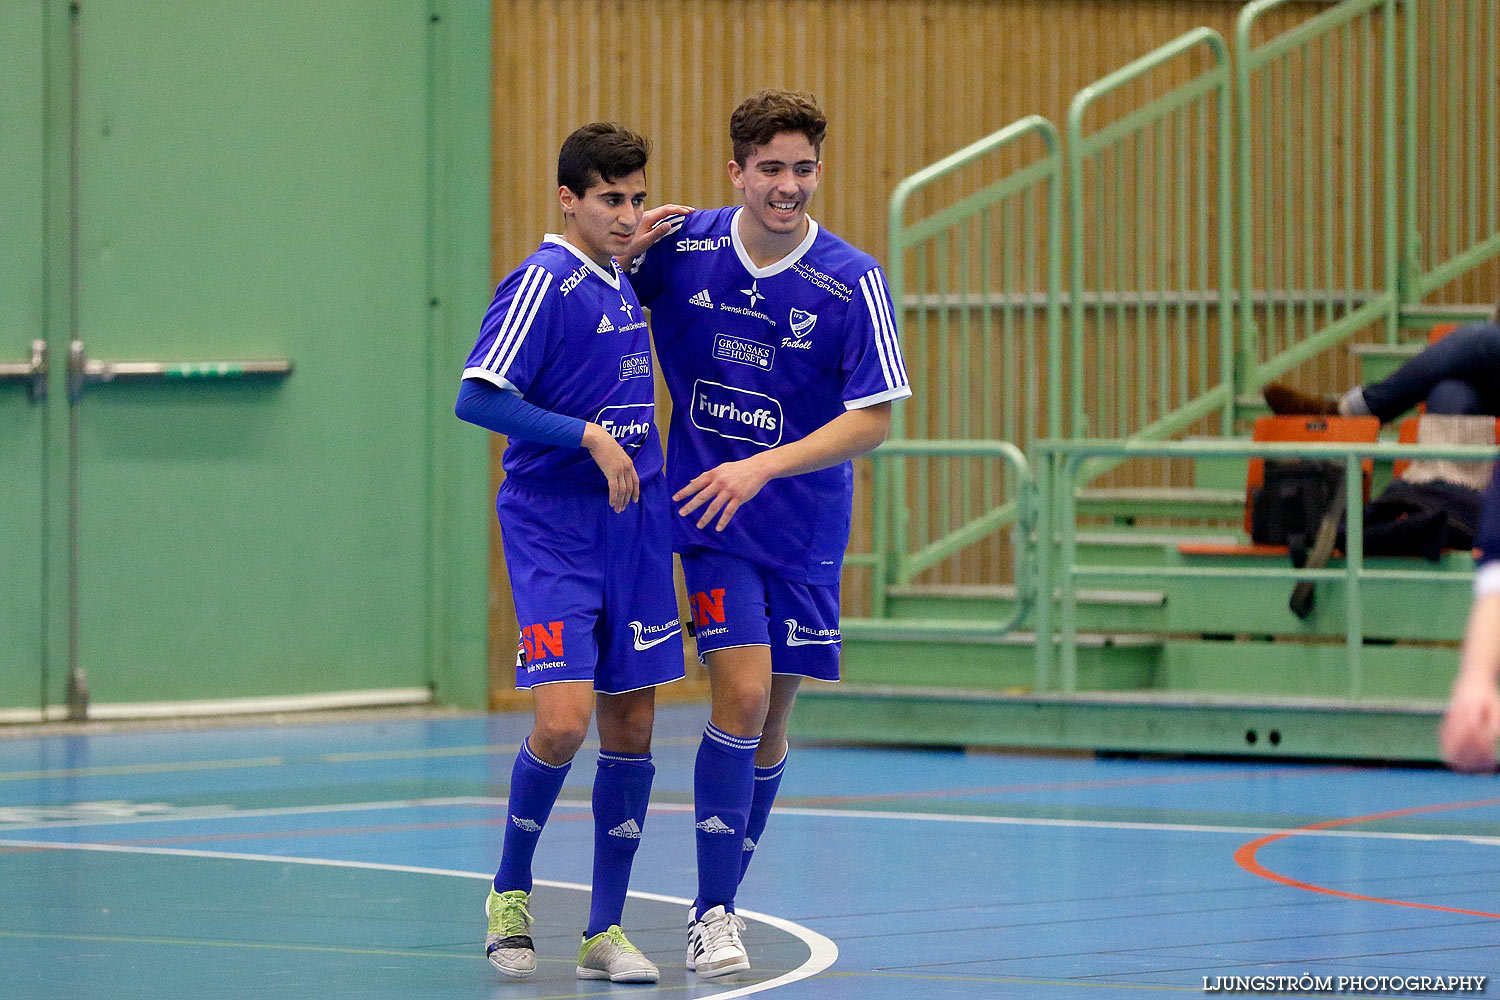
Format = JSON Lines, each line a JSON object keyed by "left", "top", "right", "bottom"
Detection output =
{"left": 742, "top": 836, "right": 756, "bottom": 852}
{"left": 607, "top": 818, "right": 642, "bottom": 839}
{"left": 689, "top": 289, "right": 713, "bottom": 308}
{"left": 511, "top": 816, "right": 542, "bottom": 833}
{"left": 596, "top": 314, "right": 615, "bottom": 333}
{"left": 695, "top": 815, "right": 735, "bottom": 835}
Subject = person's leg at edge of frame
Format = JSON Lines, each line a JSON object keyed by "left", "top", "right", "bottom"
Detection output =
{"left": 739, "top": 673, "right": 799, "bottom": 882}
{"left": 486, "top": 681, "right": 593, "bottom": 978}
{"left": 575, "top": 686, "right": 660, "bottom": 983}
{"left": 689, "top": 644, "right": 767, "bottom": 977}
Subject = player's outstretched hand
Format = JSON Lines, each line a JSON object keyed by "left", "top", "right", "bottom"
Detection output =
{"left": 1439, "top": 679, "right": 1500, "bottom": 772}
{"left": 619, "top": 204, "right": 694, "bottom": 267}
{"left": 583, "top": 422, "right": 640, "bottom": 513}
{"left": 673, "top": 457, "right": 771, "bottom": 532}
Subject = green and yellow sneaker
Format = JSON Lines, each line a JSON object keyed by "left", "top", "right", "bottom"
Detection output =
{"left": 485, "top": 888, "right": 535, "bottom": 978}
{"left": 576, "top": 925, "right": 659, "bottom": 983}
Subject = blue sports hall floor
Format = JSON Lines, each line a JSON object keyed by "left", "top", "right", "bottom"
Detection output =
{"left": 1, "top": 703, "right": 1497, "bottom": 999}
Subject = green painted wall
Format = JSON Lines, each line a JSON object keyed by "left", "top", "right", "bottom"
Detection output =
{"left": 4, "top": 0, "right": 490, "bottom": 714}
{"left": 0, "top": 2, "right": 47, "bottom": 712}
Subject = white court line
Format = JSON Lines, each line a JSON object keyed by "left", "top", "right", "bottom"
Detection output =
{"left": 5, "top": 795, "right": 1500, "bottom": 847}
{"left": 0, "top": 838, "right": 838, "bottom": 1000}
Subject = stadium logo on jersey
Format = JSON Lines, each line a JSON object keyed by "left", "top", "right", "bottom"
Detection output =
{"left": 712, "top": 334, "right": 775, "bottom": 371}
{"left": 619, "top": 352, "right": 651, "bottom": 380}
{"left": 689, "top": 289, "right": 714, "bottom": 309}
{"left": 677, "top": 235, "right": 731, "bottom": 252}
{"left": 741, "top": 280, "right": 765, "bottom": 308}
{"left": 784, "top": 619, "right": 841, "bottom": 647}
{"left": 520, "top": 621, "right": 565, "bottom": 663}
{"left": 595, "top": 403, "right": 654, "bottom": 450}
{"left": 596, "top": 314, "right": 615, "bottom": 334}
{"left": 559, "top": 264, "right": 590, "bottom": 297}
{"left": 690, "top": 380, "right": 782, "bottom": 448}
{"left": 628, "top": 619, "right": 681, "bottom": 651}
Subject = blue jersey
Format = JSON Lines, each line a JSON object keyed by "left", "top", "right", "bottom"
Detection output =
{"left": 633, "top": 207, "right": 911, "bottom": 584}
{"left": 463, "top": 235, "right": 662, "bottom": 487}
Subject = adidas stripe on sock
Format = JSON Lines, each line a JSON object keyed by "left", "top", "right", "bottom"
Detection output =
{"left": 493, "top": 738, "right": 571, "bottom": 894}
{"left": 587, "top": 750, "right": 654, "bottom": 938}
{"left": 694, "top": 723, "right": 759, "bottom": 914}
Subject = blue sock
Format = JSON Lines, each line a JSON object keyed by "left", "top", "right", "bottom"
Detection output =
{"left": 693, "top": 723, "right": 759, "bottom": 914}
{"left": 739, "top": 748, "right": 786, "bottom": 883}
{"left": 586, "top": 750, "right": 654, "bottom": 937}
{"left": 493, "top": 738, "right": 571, "bottom": 894}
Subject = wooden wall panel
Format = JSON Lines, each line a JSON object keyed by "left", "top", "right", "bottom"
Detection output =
{"left": 483, "top": 0, "right": 1500, "bottom": 700}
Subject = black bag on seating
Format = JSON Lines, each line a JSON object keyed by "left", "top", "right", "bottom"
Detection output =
{"left": 1361, "top": 478, "right": 1484, "bottom": 561}
{"left": 1250, "top": 459, "right": 1345, "bottom": 550}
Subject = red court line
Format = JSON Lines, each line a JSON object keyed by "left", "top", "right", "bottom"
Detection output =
{"left": 794, "top": 766, "right": 1351, "bottom": 807}
{"left": 1234, "top": 796, "right": 1500, "bottom": 919}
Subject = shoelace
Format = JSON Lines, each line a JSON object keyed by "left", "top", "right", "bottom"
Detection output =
{"left": 491, "top": 894, "right": 533, "bottom": 937}
{"left": 604, "top": 927, "right": 642, "bottom": 954}
{"left": 700, "top": 910, "right": 747, "bottom": 952}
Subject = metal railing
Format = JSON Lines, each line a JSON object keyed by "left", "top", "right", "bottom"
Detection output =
{"left": 1402, "top": 0, "right": 1500, "bottom": 305}
{"left": 1236, "top": 0, "right": 1402, "bottom": 385}
{"left": 1037, "top": 437, "right": 1494, "bottom": 697}
{"left": 1067, "top": 27, "right": 1237, "bottom": 444}
{"left": 856, "top": 439, "right": 1037, "bottom": 621}
{"left": 877, "top": 116, "right": 1060, "bottom": 612}
{"left": 865, "top": 0, "right": 1500, "bottom": 653}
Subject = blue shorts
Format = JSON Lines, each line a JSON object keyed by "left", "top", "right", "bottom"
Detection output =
{"left": 679, "top": 547, "right": 841, "bottom": 682}
{"left": 497, "top": 475, "right": 685, "bottom": 694}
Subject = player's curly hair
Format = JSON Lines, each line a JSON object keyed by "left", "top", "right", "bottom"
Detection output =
{"left": 557, "top": 122, "right": 650, "bottom": 195}
{"left": 730, "top": 89, "right": 827, "bottom": 165}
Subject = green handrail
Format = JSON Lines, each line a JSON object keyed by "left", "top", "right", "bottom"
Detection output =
{"left": 1038, "top": 436, "right": 1495, "bottom": 697}
{"left": 878, "top": 115, "right": 1061, "bottom": 614}
{"left": 1235, "top": 0, "right": 1401, "bottom": 383}
{"left": 865, "top": 438, "right": 1037, "bottom": 639}
{"left": 1402, "top": 0, "right": 1500, "bottom": 303}
{"left": 1066, "top": 28, "right": 1235, "bottom": 448}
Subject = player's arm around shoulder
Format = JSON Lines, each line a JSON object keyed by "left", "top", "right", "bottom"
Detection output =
{"left": 616, "top": 203, "right": 694, "bottom": 274}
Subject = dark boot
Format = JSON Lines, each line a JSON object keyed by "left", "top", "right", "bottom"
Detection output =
{"left": 1262, "top": 382, "right": 1340, "bottom": 416}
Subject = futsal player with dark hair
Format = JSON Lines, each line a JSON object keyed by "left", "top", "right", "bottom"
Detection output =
{"left": 626, "top": 88, "right": 911, "bottom": 977}
{"left": 456, "top": 121, "right": 690, "bottom": 984}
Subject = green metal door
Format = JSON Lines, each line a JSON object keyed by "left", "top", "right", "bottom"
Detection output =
{"left": 56, "top": 1, "right": 440, "bottom": 711}
{"left": 0, "top": 3, "right": 48, "bottom": 719}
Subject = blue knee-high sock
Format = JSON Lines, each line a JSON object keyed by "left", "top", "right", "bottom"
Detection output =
{"left": 493, "top": 738, "right": 572, "bottom": 894}
{"left": 693, "top": 723, "right": 759, "bottom": 914}
{"left": 739, "top": 748, "right": 786, "bottom": 883}
{"left": 586, "top": 750, "right": 655, "bottom": 937}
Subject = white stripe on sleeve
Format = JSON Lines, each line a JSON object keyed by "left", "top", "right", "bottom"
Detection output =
{"left": 868, "top": 269, "right": 909, "bottom": 386}
{"left": 859, "top": 273, "right": 897, "bottom": 389}
{"left": 481, "top": 265, "right": 552, "bottom": 374}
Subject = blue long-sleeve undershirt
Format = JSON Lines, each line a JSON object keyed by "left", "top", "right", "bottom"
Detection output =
{"left": 455, "top": 378, "right": 585, "bottom": 447}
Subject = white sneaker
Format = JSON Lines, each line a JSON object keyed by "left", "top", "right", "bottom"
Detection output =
{"left": 576, "top": 925, "right": 659, "bottom": 983}
{"left": 686, "top": 904, "right": 749, "bottom": 978}
{"left": 484, "top": 888, "right": 536, "bottom": 978}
